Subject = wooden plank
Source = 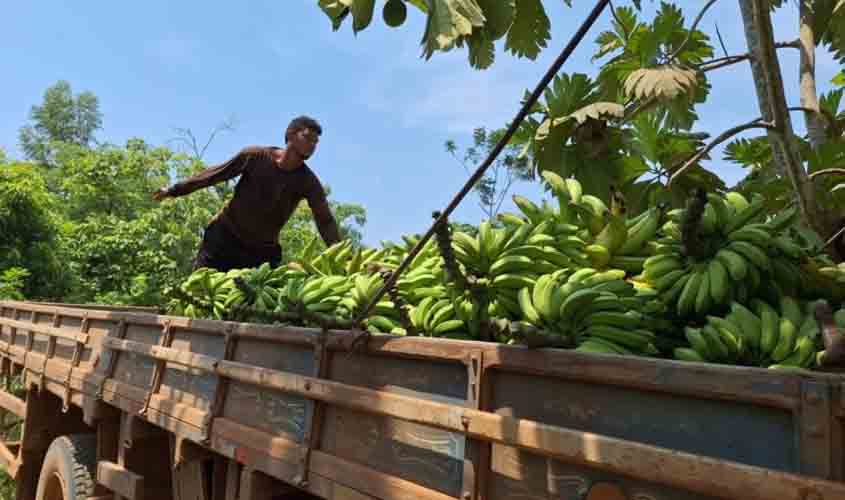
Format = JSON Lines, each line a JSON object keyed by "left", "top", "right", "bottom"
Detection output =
{"left": 309, "top": 450, "right": 455, "bottom": 500}
{"left": 0, "top": 389, "right": 26, "bottom": 418}
{"left": 212, "top": 457, "right": 229, "bottom": 500}
{"left": 483, "top": 347, "right": 803, "bottom": 411}
{"left": 104, "top": 338, "right": 217, "bottom": 372}
{"left": 98, "top": 460, "right": 144, "bottom": 500}
{"left": 215, "top": 359, "right": 845, "bottom": 500}
{"left": 0, "top": 317, "right": 88, "bottom": 344}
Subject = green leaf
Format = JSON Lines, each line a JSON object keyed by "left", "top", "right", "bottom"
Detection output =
{"left": 351, "top": 0, "right": 376, "bottom": 33}
{"left": 505, "top": 0, "right": 551, "bottom": 59}
{"left": 833, "top": 71, "right": 845, "bottom": 87}
{"left": 477, "top": 0, "right": 515, "bottom": 40}
{"left": 421, "top": 0, "right": 486, "bottom": 59}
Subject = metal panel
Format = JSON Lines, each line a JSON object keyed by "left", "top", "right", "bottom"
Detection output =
{"left": 112, "top": 324, "right": 161, "bottom": 390}
{"left": 321, "top": 352, "right": 469, "bottom": 497}
{"left": 491, "top": 369, "right": 798, "bottom": 473}
{"left": 158, "top": 331, "right": 225, "bottom": 411}
{"left": 221, "top": 340, "right": 314, "bottom": 442}
{"left": 489, "top": 444, "right": 721, "bottom": 500}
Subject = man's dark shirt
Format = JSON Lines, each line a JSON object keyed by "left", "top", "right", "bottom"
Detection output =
{"left": 168, "top": 146, "right": 340, "bottom": 251}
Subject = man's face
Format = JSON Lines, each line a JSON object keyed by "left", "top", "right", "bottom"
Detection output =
{"left": 288, "top": 127, "right": 320, "bottom": 159}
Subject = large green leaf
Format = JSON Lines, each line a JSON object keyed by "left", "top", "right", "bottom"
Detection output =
{"left": 624, "top": 65, "right": 698, "bottom": 101}
{"left": 477, "top": 0, "right": 515, "bottom": 40}
{"left": 504, "top": 0, "right": 551, "bottom": 59}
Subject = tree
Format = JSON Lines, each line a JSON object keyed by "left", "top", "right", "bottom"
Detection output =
{"left": 0, "top": 163, "right": 70, "bottom": 298}
{"left": 446, "top": 127, "right": 534, "bottom": 221}
{"left": 315, "top": 0, "right": 845, "bottom": 259}
{"left": 18, "top": 80, "right": 102, "bottom": 165}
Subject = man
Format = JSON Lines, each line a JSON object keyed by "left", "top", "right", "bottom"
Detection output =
{"left": 154, "top": 116, "right": 341, "bottom": 271}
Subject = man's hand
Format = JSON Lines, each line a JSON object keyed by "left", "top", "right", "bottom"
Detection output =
{"left": 152, "top": 187, "right": 170, "bottom": 201}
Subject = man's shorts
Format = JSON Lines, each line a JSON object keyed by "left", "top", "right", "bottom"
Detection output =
{"left": 192, "top": 219, "right": 282, "bottom": 272}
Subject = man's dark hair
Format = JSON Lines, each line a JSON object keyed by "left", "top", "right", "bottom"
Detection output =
{"left": 286, "top": 115, "right": 322, "bottom": 143}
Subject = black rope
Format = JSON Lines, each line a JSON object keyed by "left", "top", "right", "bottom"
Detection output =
{"left": 351, "top": 0, "right": 613, "bottom": 348}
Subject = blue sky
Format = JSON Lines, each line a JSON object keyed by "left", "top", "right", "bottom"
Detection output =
{"left": 1, "top": 1, "right": 840, "bottom": 247}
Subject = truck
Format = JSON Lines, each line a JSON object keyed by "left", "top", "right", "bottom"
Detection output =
{"left": 0, "top": 297, "right": 844, "bottom": 500}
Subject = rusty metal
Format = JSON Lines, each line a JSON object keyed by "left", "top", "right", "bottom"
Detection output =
{"left": 140, "top": 320, "right": 174, "bottom": 416}
{"left": 352, "top": 0, "right": 613, "bottom": 334}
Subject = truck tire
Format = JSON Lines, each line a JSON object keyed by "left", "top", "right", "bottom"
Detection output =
{"left": 34, "top": 434, "right": 97, "bottom": 500}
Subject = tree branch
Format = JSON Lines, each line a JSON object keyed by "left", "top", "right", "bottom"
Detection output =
{"left": 809, "top": 168, "right": 845, "bottom": 181}
{"left": 668, "top": 0, "right": 720, "bottom": 62}
{"left": 696, "top": 41, "right": 799, "bottom": 72}
{"left": 799, "top": 2, "right": 827, "bottom": 150}
{"left": 738, "top": 0, "right": 822, "bottom": 234}
{"left": 667, "top": 119, "right": 775, "bottom": 188}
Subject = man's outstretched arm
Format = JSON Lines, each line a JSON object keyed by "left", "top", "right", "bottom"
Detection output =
{"left": 306, "top": 181, "right": 341, "bottom": 246}
{"left": 153, "top": 147, "right": 258, "bottom": 200}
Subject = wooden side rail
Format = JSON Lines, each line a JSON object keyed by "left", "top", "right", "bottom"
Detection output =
{"left": 0, "top": 317, "right": 89, "bottom": 344}
{"left": 101, "top": 337, "right": 845, "bottom": 500}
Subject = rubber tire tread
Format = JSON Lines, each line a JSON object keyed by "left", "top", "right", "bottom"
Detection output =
{"left": 35, "top": 434, "right": 97, "bottom": 500}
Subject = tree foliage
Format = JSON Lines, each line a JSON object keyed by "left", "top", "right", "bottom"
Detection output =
{"left": 18, "top": 80, "right": 102, "bottom": 165}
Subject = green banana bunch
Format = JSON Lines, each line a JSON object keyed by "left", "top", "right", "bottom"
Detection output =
{"left": 674, "top": 297, "right": 824, "bottom": 369}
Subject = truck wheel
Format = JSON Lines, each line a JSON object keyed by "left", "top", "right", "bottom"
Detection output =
{"left": 34, "top": 434, "right": 97, "bottom": 500}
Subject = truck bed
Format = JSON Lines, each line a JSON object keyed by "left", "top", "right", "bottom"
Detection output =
{"left": 1, "top": 299, "right": 844, "bottom": 500}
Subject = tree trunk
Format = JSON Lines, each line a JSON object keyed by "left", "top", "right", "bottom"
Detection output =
{"left": 737, "top": 0, "right": 826, "bottom": 236}
{"left": 799, "top": 2, "right": 827, "bottom": 149}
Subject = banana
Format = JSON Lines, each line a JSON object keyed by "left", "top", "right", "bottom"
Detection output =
{"left": 728, "top": 225, "right": 772, "bottom": 248}
{"left": 492, "top": 273, "right": 537, "bottom": 290}
{"left": 643, "top": 255, "right": 684, "bottom": 282}
{"left": 609, "top": 256, "right": 647, "bottom": 274}
{"left": 724, "top": 192, "right": 750, "bottom": 213}
{"left": 497, "top": 212, "right": 527, "bottom": 227}
{"left": 725, "top": 196, "right": 766, "bottom": 234}
{"left": 706, "top": 193, "right": 731, "bottom": 231}
{"left": 729, "top": 303, "right": 762, "bottom": 352}
{"left": 706, "top": 259, "right": 729, "bottom": 305}
{"left": 727, "top": 241, "right": 771, "bottom": 273}
{"left": 560, "top": 289, "right": 603, "bottom": 320}
{"left": 581, "top": 270, "right": 627, "bottom": 287}
{"left": 433, "top": 319, "right": 465, "bottom": 335}
{"left": 701, "top": 324, "right": 732, "bottom": 361}
{"left": 674, "top": 347, "right": 707, "bottom": 363}
{"left": 685, "top": 327, "right": 713, "bottom": 360}
{"left": 513, "top": 195, "right": 544, "bottom": 225}
{"left": 715, "top": 248, "right": 749, "bottom": 282}
{"left": 585, "top": 244, "right": 611, "bottom": 269}
{"left": 677, "top": 268, "right": 704, "bottom": 317}
{"left": 489, "top": 255, "right": 536, "bottom": 276}
{"left": 618, "top": 208, "right": 660, "bottom": 255}
{"left": 779, "top": 296, "right": 803, "bottom": 330}
{"left": 594, "top": 214, "right": 628, "bottom": 254}
{"left": 694, "top": 271, "right": 712, "bottom": 316}
{"left": 771, "top": 318, "right": 797, "bottom": 362}
{"left": 701, "top": 203, "right": 718, "bottom": 235}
